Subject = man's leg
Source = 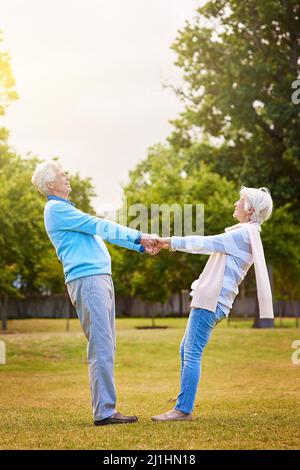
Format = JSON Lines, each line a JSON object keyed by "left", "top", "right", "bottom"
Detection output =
{"left": 67, "top": 275, "right": 116, "bottom": 421}
{"left": 85, "top": 275, "right": 117, "bottom": 421}
{"left": 67, "top": 274, "right": 137, "bottom": 425}
{"left": 90, "top": 276, "right": 137, "bottom": 425}
{"left": 109, "top": 276, "right": 116, "bottom": 358}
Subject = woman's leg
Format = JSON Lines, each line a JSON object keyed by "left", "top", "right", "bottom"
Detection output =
{"left": 175, "top": 307, "right": 217, "bottom": 415}
{"left": 151, "top": 306, "right": 227, "bottom": 421}
{"left": 179, "top": 330, "right": 187, "bottom": 381}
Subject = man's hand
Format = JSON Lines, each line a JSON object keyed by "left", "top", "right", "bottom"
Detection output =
{"left": 140, "top": 233, "right": 160, "bottom": 255}
{"left": 140, "top": 234, "right": 173, "bottom": 255}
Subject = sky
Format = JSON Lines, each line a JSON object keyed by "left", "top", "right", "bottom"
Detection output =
{"left": 1, "top": 0, "right": 203, "bottom": 213}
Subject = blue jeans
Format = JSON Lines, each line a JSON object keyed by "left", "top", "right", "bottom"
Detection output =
{"left": 175, "top": 305, "right": 227, "bottom": 414}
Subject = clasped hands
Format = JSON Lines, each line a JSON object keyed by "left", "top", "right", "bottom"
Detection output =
{"left": 140, "top": 234, "right": 171, "bottom": 255}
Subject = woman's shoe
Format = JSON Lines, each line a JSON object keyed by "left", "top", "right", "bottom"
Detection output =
{"left": 151, "top": 409, "right": 192, "bottom": 422}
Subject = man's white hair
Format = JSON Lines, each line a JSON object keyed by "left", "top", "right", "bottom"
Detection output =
{"left": 240, "top": 185, "right": 273, "bottom": 225}
{"left": 31, "top": 160, "right": 61, "bottom": 196}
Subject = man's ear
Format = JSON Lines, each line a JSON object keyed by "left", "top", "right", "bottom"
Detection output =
{"left": 46, "top": 180, "right": 54, "bottom": 192}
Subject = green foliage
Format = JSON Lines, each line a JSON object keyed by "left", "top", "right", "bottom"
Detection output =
{"left": 168, "top": 0, "right": 300, "bottom": 219}
{"left": 0, "top": 32, "right": 18, "bottom": 117}
{"left": 261, "top": 203, "right": 300, "bottom": 301}
{"left": 111, "top": 135, "right": 300, "bottom": 303}
{"left": 68, "top": 172, "right": 97, "bottom": 214}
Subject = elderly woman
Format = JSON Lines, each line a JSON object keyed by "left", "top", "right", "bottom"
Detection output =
{"left": 152, "top": 186, "right": 274, "bottom": 422}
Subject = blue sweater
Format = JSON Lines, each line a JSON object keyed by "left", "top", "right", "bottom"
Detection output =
{"left": 44, "top": 196, "right": 144, "bottom": 283}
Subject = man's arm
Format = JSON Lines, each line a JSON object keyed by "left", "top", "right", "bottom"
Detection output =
{"left": 46, "top": 201, "right": 158, "bottom": 253}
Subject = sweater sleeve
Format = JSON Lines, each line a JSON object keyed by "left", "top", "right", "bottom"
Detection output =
{"left": 47, "top": 202, "right": 143, "bottom": 253}
{"left": 171, "top": 228, "right": 250, "bottom": 257}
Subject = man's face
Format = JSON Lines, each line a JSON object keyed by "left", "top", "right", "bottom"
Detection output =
{"left": 48, "top": 167, "right": 71, "bottom": 198}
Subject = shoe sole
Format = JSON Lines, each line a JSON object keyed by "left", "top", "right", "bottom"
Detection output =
{"left": 94, "top": 419, "right": 138, "bottom": 426}
{"left": 151, "top": 416, "right": 192, "bottom": 422}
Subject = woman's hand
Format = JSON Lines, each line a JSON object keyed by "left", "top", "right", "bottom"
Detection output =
{"left": 156, "top": 237, "right": 171, "bottom": 250}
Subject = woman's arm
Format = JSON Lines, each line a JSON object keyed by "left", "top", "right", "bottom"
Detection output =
{"left": 157, "top": 229, "right": 249, "bottom": 257}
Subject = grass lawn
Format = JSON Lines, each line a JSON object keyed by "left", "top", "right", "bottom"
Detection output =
{"left": 0, "top": 317, "right": 299, "bottom": 450}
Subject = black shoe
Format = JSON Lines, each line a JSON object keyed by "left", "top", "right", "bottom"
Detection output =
{"left": 94, "top": 412, "right": 138, "bottom": 426}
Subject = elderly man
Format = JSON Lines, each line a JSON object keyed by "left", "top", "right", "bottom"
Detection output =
{"left": 31, "top": 160, "right": 158, "bottom": 426}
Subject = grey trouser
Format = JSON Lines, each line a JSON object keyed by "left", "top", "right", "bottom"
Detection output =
{"left": 66, "top": 274, "right": 117, "bottom": 421}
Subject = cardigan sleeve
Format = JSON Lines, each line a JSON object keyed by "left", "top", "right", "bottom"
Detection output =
{"left": 171, "top": 227, "right": 250, "bottom": 258}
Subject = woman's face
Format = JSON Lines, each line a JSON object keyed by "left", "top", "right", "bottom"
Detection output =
{"left": 233, "top": 194, "right": 253, "bottom": 223}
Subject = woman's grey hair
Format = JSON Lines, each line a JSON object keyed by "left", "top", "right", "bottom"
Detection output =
{"left": 31, "top": 160, "right": 61, "bottom": 196}
{"left": 240, "top": 185, "right": 273, "bottom": 225}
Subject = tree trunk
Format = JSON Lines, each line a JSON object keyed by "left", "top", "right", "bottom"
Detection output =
{"left": 252, "top": 263, "right": 274, "bottom": 329}
{"left": 146, "top": 303, "right": 155, "bottom": 328}
{"left": 125, "top": 297, "right": 131, "bottom": 317}
{"left": 291, "top": 300, "right": 299, "bottom": 329}
{"left": 279, "top": 300, "right": 284, "bottom": 328}
{"left": 240, "top": 282, "right": 247, "bottom": 319}
{"left": 0, "top": 295, "right": 8, "bottom": 332}
{"left": 179, "top": 290, "right": 183, "bottom": 316}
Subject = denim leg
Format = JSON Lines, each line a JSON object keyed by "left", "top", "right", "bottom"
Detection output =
{"left": 179, "top": 330, "right": 187, "bottom": 381}
{"left": 175, "top": 308, "right": 217, "bottom": 414}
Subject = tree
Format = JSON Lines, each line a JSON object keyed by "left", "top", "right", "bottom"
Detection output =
{"left": 168, "top": 0, "right": 300, "bottom": 221}
{"left": 160, "top": 0, "right": 300, "bottom": 327}
{"left": 0, "top": 31, "right": 18, "bottom": 142}
{"left": 0, "top": 32, "right": 18, "bottom": 330}
{"left": 262, "top": 202, "right": 300, "bottom": 327}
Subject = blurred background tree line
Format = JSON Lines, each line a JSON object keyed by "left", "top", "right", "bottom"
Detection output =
{"left": 1, "top": 0, "right": 300, "bottom": 329}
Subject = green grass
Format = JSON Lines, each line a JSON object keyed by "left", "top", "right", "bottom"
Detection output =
{"left": 0, "top": 318, "right": 300, "bottom": 450}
